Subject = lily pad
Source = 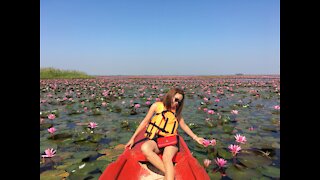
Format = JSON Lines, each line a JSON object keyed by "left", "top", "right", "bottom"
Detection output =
{"left": 40, "top": 169, "right": 68, "bottom": 179}
{"left": 237, "top": 151, "right": 272, "bottom": 168}
{"left": 67, "top": 161, "right": 102, "bottom": 179}
{"left": 89, "top": 133, "right": 105, "bottom": 143}
{"left": 56, "top": 161, "right": 75, "bottom": 170}
{"left": 72, "top": 151, "right": 98, "bottom": 160}
{"left": 226, "top": 165, "right": 262, "bottom": 180}
{"left": 40, "top": 123, "right": 53, "bottom": 131}
{"left": 217, "top": 148, "right": 233, "bottom": 159}
{"left": 222, "top": 125, "right": 234, "bottom": 134}
{"left": 257, "top": 166, "right": 280, "bottom": 178}
{"left": 48, "top": 133, "right": 73, "bottom": 140}
{"left": 251, "top": 176, "right": 272, "bottom": 180}
{"left": 208, "top": 171, "right": 222, "bottom": 180}
{"left": 57, "top": 138, "right": 73, "bottom": 145}
{"left": 260, "top": 125, "right": 279, "bottom": 132}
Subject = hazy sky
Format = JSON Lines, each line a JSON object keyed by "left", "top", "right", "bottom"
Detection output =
{"left": 40, "top": 0, "right": 280, "bottom": 75}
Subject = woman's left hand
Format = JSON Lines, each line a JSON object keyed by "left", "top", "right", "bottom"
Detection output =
{"left": 195, "top": 137, "right": 205, "bottom": 145}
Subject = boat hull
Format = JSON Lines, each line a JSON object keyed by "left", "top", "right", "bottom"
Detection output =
{"left": 99, "top": 129, "right": 210, "bottom": 180}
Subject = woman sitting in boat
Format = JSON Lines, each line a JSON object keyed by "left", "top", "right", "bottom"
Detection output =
{"left": 125, "top": 88, "right": 205, "bottom": 180}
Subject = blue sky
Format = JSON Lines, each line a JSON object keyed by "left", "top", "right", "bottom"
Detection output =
{"left": 40, "top": 0, "right": 280, "bottom": 75}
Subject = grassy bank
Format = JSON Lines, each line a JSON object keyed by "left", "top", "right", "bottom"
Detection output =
{"left": 40, "top": 68, "right": 95, "bottom": 79}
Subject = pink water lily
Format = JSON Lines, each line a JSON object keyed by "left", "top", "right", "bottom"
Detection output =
{"left": 231, "top": 110, "right": 239, "bottom": 115}
{"left": 42, "top": 148, "right": 56, "bottom": 158}
{"left": 48, "top": 114, "right": 56, "bottom": 120}
{"left": 228, "top": 144, "right": 241, "bottom": 156}
{"left": 146, "top": 101, "right": 151, "bottom": 105}
{"left": 88, "top": 122, "right": 98, "bottom": 129}
{"left": 214, "top": 98, "right": 220, "bottom": 102}
{"left": 202, "top": 139, "right": 210, "bottom": 147}
{"left": 215, "top": 157, "right": 227, "bottom": 168}
{"left": 274, "top": 105, "right": 280, "bottom": 110}
{"left": 47, "top": 127, "right": 56, "bottom": 134}
{"left": 202, "top": 139, "right": 216, "bottom": 147}
{"left": 84, "top": 107, "right": 88, "bottom": 112}
{"left": 203, "top": 159, "right": 212, "bottom": 168}
{"left": 234, "top": 134, "right": 247, "bottom": 144}
{"left": 134, "top": 104, "right": 141, "bottom": 108}
{"left": 207, "top": 110, "right": 215, "bottom": 114}
{"left": 210, "top": 139, "right": 216, "bottom": 146}
{"left": 101, "top": 102, "right": 107, "bottom": 106}
{"left": 249, "top": 126, "right": 254, "bottom": 131}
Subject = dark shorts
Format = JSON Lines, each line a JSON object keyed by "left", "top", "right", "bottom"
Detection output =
{"left": 151, "top": 135, "right": 180, "bottom": 152}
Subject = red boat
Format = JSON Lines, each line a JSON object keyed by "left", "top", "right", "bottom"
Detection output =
{"left": 99, "top": 129, "right": 210, "bottom": 180}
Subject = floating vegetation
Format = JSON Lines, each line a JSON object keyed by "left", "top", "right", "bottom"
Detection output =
{"left": 40, "top": 75, "right": 280, "bottom": 179}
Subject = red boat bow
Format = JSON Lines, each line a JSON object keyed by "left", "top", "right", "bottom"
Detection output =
{"left": 99, "top": 129, "right": 210, "bottom": 180}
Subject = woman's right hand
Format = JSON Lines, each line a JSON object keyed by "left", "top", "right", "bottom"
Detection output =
{"left": 125, "top": 138, "right": 134, "bottom": 149}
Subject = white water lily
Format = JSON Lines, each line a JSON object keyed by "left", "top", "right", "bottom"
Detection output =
{"left": 72, "top": 170, "right": 76, "bottom": 172}
{"left": 79, "top": 163, "right": 86, "bottom": 169}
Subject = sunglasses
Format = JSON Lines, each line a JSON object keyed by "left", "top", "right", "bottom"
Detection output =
{"left": 174, "top": 98, "right": 182, "bottom": 103}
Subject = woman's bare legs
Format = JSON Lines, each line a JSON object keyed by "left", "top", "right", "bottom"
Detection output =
{"left": 162, "top": 146, "right": 178, "bottom": 180}
{"left": 141, "top": 140, "right": 165, "bottom": 173}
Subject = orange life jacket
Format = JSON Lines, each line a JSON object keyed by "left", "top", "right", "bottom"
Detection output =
{"left": 144, "top": 102, "right": 179, "bottom": 139}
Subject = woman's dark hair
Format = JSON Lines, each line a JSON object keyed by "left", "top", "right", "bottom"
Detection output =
{"left": 162, "top": 88, "right": 185, "bottom": 121}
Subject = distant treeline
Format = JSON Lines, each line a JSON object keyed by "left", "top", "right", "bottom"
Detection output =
{"left": 40, "top": 68, "right": 94, "bottom": 79}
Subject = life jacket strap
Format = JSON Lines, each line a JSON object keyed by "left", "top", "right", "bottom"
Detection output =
{"left": 149, "top": 122, "right": 169, "bottom": 133}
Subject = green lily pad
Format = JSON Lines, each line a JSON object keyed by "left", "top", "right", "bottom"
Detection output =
{"left": 72, "top": 151, "right": 97, "bottom": 160}
{"left": 208, "top": 171, "right": 222, "bottom": 180}
{"left": 89, "top": 133, "right": 104, "bottom": 143}
{"left": 67, "top": 162, "right": 102, "bottom": 179}
{"left": 251, "top": 176, "right": 272, "bottom": 180}
{"left": 237, "top": 151, "right": 272, "bottom": 168}
{"left": 40, "top": 123, "right": 53, "bottom": 131}
{"left": 219, "top": 134, "right": 233, "bottom": 142}
{"left": 226, "top": 165, "right": 262, "bottom": 180}
{"left": 74, "top": 133, "right": 89, "bottom": 142}
{"left": 58, "top": 152, "right": 73, "bottom": 160}
{"left": 257, "top": 166, "right": 280, "bottom": 178}
{"left": 48, "top": 133, "right": 73, "bottom": 140}
{"left": 222, "top": 125, "right": 234, "bottom": 134}
{"left": 217, "top": 148, "right": 233, "bottom": 159}
{"left": 40, "top": 169, "right": 67, "bottom": 179}
{"left": 58, "top": 138, "right": 73, "bottom": 145}
{"left": 55, "top": 160, "right": 75, "bottom": 170}
{"left": 64, "top": 158, "right": 83, "bottom": 165}
{"left": 253, "top": 142, "right": 275, "bottom": 150}
{"left": 260, "top": 125, "right": 279, "bottom": 132}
